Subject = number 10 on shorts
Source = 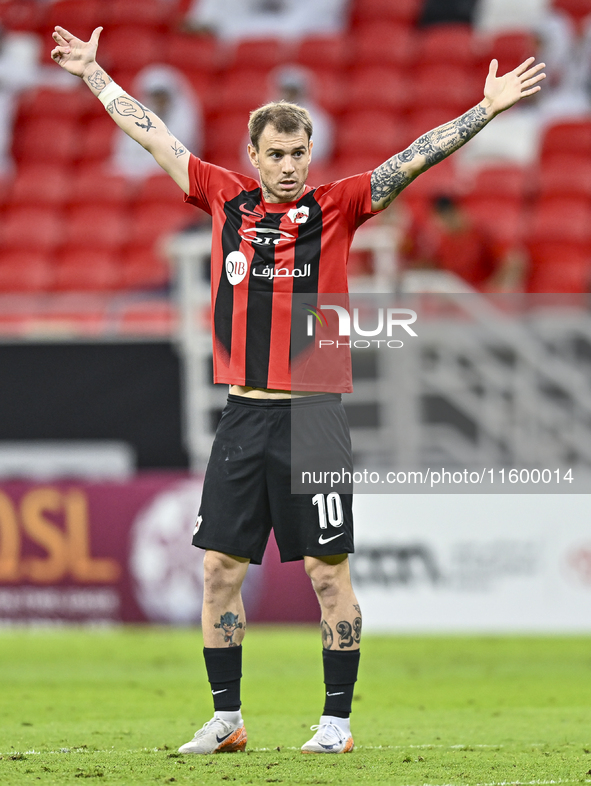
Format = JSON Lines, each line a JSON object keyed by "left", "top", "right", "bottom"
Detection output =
{"left": 312, "top": 493, "right": 344, "bottom": 529}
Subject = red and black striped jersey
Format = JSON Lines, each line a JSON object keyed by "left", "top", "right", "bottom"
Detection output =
{"left": 184, "top": 154, "right": 378, "bottom": 392}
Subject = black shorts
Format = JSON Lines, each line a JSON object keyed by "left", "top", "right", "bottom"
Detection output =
{"left": 193, "top": 394, "right": 354, "bottom": 564}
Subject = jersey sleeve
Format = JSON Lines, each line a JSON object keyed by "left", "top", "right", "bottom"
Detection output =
{"left": 183, "top": 153, "right": 259, "bottom": 214}
{"left": 317, "top": 170, "right": 379, "bottom": 228}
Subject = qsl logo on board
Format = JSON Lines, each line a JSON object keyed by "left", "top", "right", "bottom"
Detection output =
{"left": 225, "top": 251, "right": 248, "bottom": 285}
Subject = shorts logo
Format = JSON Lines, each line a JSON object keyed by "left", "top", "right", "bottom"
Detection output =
{"left": 287, "top": 205, "right": 309, "bottom": 224}
{"left": 318, "top": 532, "right": 344, "bottom": 545}
{"left": 225, "top": 251, "right": 248, "bottom": 285}
{"left": 193, "top": 514, "right": 202, "bottom": 536}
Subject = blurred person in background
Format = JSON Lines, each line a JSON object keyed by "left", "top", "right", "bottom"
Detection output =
{"left": 0, "top": 21, "right": 42, "bottom": 175}
{"left": 111, "top": 64, "right": 203, "bottom": 179}
{"left": 401, "top": 194, "right": 525, "bottom": 292}
{"left": 184, "top": 0, "right": 349, "bottom": 40}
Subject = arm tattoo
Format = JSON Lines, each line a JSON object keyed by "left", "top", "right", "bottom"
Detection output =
{"left": 371, "top": 104, "right": 490, "bottom": 209}
{"left": 87, "top": 69, "right": 109, "bottom": 92}
{"left": 321, "top": 619, "right": 333, "bottom": 649}
{"left": 111, "top": 96, "right": 156, "bottom": 132}
{"left": 171, "top": 139, "right": 187, "bottom": 158}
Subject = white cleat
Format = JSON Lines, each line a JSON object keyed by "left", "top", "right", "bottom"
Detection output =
{"left": 178, "top": 716, "right": 247, "bottom": 754}
{"left": 301, "top": 722, "right": 354, "bottom": 754}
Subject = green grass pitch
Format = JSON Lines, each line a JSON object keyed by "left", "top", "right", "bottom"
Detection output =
{"left": 1, "top": 628, "right": 590, "bottom": 785}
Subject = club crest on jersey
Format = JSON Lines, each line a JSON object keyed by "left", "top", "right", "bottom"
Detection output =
{"left": 225, "top": 251, "right": 248, "bottom": 285}
{"left": 287, "top": 205, "right": 310, "bottom": 224}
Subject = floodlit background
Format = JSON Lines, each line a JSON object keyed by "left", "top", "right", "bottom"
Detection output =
{"left": 0, "top": 0, "right": 590, "bottom": 630}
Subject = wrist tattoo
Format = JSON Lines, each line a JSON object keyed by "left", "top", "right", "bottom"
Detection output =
{"left": 87, "top": 69, "right": 109, "bottom": 92}
{"left": 371, "top": 104, "right": 489, "bottom": 208}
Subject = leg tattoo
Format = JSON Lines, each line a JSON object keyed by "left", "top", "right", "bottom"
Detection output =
{"left": 214, "top": 611, "right": 244, "bottom": 646}
{"left": 321, "top": 619, "right": 333, "bottom": 649}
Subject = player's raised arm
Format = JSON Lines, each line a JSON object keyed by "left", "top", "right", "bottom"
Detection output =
{"left": 370, "top": 57, "right": 546, "bottom": 212}
{"left": 51, "top": 26, "right": 190, "bottom": 194}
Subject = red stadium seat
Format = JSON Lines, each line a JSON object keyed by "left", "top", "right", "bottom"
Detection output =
{"left": 69, "top": 168, "right": 133, "bottom": 207}
{"left": 14, "top": 118, "right": 80, "bottom": 164}
{"left": 529, "top": 198, "right": 591, "bottom": 243}
{"left": 0, "top": 0, "right": 45, "bottom": 32}
{"left": 462, "top": 195, "right": 524, "bottom": 245}
{"left": 10, "top": 164, "right": 72, "bottom": 207}
{"left": 45, "top": 0, "right": 102, "bottom": 40}
{"left": 332, "top": 154, "right": 383, "bottom": 179}
{"left": 228, "top": 38, "right": 286, "bottom": 71}
{"left": 64, "top": 206, "right": 130, "bottom": 249}
{"left": 0, "top": 207, "right": 63, "bottom": 251}
{"left": 308, "top": 70, "right": 346, "bottom": 114}
{"left": 107, "top": 0, "right": 172, "bottom": 27}
{"left": 481, "top": 32, "right": 538, "bottom": 75}
{"left": 53, "top": 249, "right": 121, "bottom": 292}
{"left": 214, "top": 70, "right": 270, "bottom": 112}
{"left": 539, "top": 155, "right": 591, "bottom": 199}
{"left": 77, "top": 118, "right": 117, "bottom": 163}
{"left": 0, "top": 175, "right": 11, "bottom": 209}
{"left": 526, "top": 242, "right": 591, "bottom": 292}
{"left": 401, "top": 157, "right": 458, "bottom": 200}
{"left": 16, "top": 87, "right": 96, "bottom": 123}
{"left": 351, "top": 22, "right": 417, "bottom": 68}
{"left": 552, "top": 0, "right": 591, "bottom": 29}
{"left": 204, "top": 111, "right": 251, "bottom": 164}
{"left": 347, "top": 67, "right": 409, "bottom": 112}
{"left": 100, "top": 27, "right": 159, "bottom": 74}
{"left": 409, "top": 65, "right": 480, "bottom": 114}
{"left": 120, "top": 247, "right": 172, "bottom": 290}
{"left": 416, "top": 24, "right": 476, "bottom": 67}
{"left": 295, "top": 35, "right": 349, "bottom": 70}
{"left": 0, "top": 251, "right": 54, "bottom": 292}
{"left": 351, "top": 0, "right": 421, "bottom": 26}
{"left": 130, "top": 204, "right": 195, "bottom": 245}
{"left": 137, "top": 174, "right": 188, "bottom": 205}
{"left": 165, "top": 33, "right": 220, "bottom": 74}
{"left": 540, "top": 120, "right": 591, "bottom": 160}
{"left": 336, "top": 112, "right": 409, "bottom": 158}
{"left": 468, "top": 166, "right": 529, "bottom": 199}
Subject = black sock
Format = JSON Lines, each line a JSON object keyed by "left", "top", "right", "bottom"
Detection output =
{"left": 203, "top": 646, "right": 242, "bottom": 712}
{"left": 322, "top": 648, "right": 360, "bottom": 718}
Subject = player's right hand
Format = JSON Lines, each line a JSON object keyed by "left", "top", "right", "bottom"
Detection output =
{"left": 51, "top": 26, "right": 102, "bottom": 78}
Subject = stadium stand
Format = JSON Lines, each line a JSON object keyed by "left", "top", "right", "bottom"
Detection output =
{"left": 0, "top": 0, "right": 589, "bottom": 306}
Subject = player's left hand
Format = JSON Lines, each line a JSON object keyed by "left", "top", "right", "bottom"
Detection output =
{"left": 483, "top": 57, "right": 546, "bottom": 115}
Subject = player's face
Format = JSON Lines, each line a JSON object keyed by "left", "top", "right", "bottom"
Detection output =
{"left": 248, "top": 124, "right": 312, "bottom": 203}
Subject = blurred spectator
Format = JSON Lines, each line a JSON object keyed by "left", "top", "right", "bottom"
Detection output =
{"left": 537, "top": 9, "right": 591, "bottom": 122}
{"left": 242, "top": 65, "right": 334, "bottom": 166}
{"left": 419, "top": 0, "right": 479, "bottom": 27}
{"left": 185, "top": 0, "right": 349, "bottom": 40}
{"left": 475, "top": 0, "right": 550, "bottom": 33}
{"left": 111, "top": 65, "right": 203, "bottom": 179}
{"left": 401, "top": 195, "right": 523, "bottom": 291}
{"left": 0, "top": 23, "right": 40, "bottom": 175}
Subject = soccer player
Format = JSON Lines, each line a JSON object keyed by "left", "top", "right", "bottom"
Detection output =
{"left": 51, "top": 26, "right": 545, "bottom": 755}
